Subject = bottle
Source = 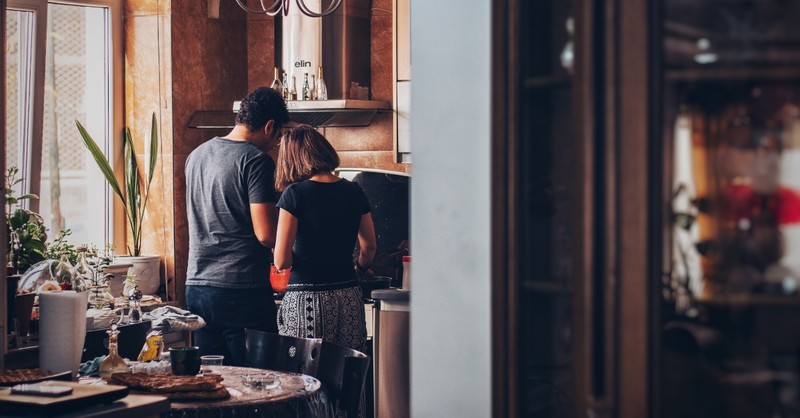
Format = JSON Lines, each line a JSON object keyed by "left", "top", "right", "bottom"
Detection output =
{"left": 122, "top": 274, "right": 140, "bottom": 299}
{"left": 88, "top": 282, "right": 115, "bottom": 310}
{"left": 310, "top": 74, "right": 317, "bottom": 100}
{"left": 302, "top": 73, "right": 310, "bottom": 100}
{"left": 73, "top": 245, "right": 93, "bottom": 292}
{"left": 270, "top": 67, "right": 284, "bottom": 96}
{"left": 128, "top": 287, "right": 143, "bottom": 323}
{"left": 402, "top": 255, "right": 411, "bottom": 291}
{"left": 99, "top": 324, "right": 129, "bottom": 379}
{"left": 289, "top": 76, "right": 298, "bottom": 100}
{"left": 138, "top": 326, "right": 164, "bottom": 362}
{"left": 315, "top": 66, "right": 328, "bottom": 100}
{"left": 50, "top": 252, "right": 77, "bottom": 290}
{"left": 282, "top": 71, "right": 289, "bottom": 101}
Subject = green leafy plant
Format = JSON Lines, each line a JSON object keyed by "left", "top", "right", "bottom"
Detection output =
{"left": 44, "top": 229, "right": 114, "bottom": 269}
{"left": 5, "top": 166, "right": 47, "bottom": 272}
{"left": 76, "top": 112, "right": 159, "bottom": 256}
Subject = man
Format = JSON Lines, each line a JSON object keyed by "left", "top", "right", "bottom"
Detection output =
{"left": 185, "top": 87, "right": 289, "bottom": 365}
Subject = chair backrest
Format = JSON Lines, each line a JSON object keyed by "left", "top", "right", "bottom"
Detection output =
{"left": 317, "top": 341, "right": 371, "bottom": 418}
{"left": 82, "top": 320, "right": 152, "bottom": 362}
{"left": 244, "top": 329, "right": 323, "bottom": 376}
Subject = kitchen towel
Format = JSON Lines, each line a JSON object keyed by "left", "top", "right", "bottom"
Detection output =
{"left": 39, "top": 290, "right": 89, "bottom": 377}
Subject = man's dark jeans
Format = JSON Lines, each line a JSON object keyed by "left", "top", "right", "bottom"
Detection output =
{"left": 185, "top": 285, "right": 278, "bottom": 366}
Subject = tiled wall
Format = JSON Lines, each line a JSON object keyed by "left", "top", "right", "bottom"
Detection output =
{"left": 125, "top": 0, "right": 407, "bottom": 305}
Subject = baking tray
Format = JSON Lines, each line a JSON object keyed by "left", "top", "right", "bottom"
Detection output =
{"left": 0, "top": 381, "right": 129, "bottom": 416}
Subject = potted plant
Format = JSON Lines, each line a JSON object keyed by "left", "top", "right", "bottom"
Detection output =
{"left": 76, "top": 113, "right": 161, "bottom": 294}
{"left": 5, "top": 166, "right": 47, "bottom": 274}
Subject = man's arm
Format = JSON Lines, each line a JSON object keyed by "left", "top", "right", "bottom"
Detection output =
{"left": 251, "top": 202, "right": 278, "bottom": 247}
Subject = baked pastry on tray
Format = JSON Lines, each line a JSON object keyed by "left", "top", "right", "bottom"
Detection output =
{"left": 109, "top": 372, "right": 230, "bottom": 400}
{"left": 0, "top": 369, "right": 70, "bottom": 386}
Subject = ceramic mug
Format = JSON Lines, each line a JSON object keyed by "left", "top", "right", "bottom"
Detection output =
{"left": 169, "top": 346, "right": 201, "bottom": 376}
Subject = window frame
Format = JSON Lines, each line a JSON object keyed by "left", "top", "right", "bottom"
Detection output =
{"left": 6, "top": 0, "right": 123, "bottom": 250}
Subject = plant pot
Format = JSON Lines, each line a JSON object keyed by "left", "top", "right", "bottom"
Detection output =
{"left": 100, "top": 262, "right": 133, "bottom": 298}
{"left": 114, "top": 255, "right": 161, "bottom": 295}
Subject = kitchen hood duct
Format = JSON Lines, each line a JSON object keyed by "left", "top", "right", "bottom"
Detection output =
{"left": 280, "top": 0, "right": 390, "bottom": 125}
{"left": 189, "top": 0, "right": 389, "bottom": 129}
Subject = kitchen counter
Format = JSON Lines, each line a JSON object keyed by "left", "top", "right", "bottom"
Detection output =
{"left": 370, "top": 288, "right": 410, "bottom": 302}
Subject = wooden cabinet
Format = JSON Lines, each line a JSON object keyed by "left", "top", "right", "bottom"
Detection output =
{"left": 494, "top": 0, "right": 800, "bottom": 416}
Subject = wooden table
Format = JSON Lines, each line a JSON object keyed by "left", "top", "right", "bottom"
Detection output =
{"left": 164, "top": 366, "right": 331, "bottom": 418}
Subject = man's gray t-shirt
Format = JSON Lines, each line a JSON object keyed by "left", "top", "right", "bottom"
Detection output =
{"left": 185, "top": 137, "right": 277, "bottom": 289}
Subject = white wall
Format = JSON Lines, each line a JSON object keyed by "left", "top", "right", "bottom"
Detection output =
{"left": 410, "top": 1, "right": 492, "bottom": 417}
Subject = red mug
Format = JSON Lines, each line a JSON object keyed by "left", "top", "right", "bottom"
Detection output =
{"left": 270, "top": 265, "right": 291, "bottom": 293}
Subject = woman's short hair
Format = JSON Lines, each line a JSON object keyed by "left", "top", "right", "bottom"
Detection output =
{"left": 275, "top": 125, "right": 340, "bottom": 191}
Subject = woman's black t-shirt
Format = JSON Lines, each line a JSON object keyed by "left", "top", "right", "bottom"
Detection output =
{"left": 277, "top": 178, "right": 371, "bottom": 286}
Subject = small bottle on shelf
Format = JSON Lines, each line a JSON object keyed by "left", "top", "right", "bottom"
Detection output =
{"left": 290, "top": 76, "right": 298, "bottom": 100}
{"left": 315, "top": 66, "right": 328, "bottom": 100}
{"left": 270, "top": 67, "right": 284, "bottom": 96}
{"left": 99, "top": 324, "right": 129, "bottom": 379}
{"left": 310, "top": 74, "right": 317, "bottom": 100}
{"left": 302, "top": 73, "right": 310, "bottom": 100}
{"left": 282, "top": 71, "right": 289, "bottom": 101}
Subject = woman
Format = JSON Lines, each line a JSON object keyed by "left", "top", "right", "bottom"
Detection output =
{"left": 273, "top": 124, "right": 377, "bottom": 351}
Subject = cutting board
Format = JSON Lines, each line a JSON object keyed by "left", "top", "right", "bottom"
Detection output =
{"left": 0, "top": 381, "right": 129, "bottom": 417}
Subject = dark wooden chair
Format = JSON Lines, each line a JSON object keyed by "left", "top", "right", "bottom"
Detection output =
{"left": 244, "top": 329, "right": 323, "bottom": 376}
{"left": 82, "top": 320, "right": 152, "bottom": 362}
{"left": 317, "top": 341, "right": 371, "bottom": 418}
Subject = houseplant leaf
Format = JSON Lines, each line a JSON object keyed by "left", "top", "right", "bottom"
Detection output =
{"left": 76, "top": 112, "right": 159, "bottom": 257}
{"left": 76, "top": 120, "right": 126, "bottom": 204}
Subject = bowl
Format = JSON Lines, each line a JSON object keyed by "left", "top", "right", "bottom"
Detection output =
{"left": 242, "top": 373, "right": 281, "bottom": 390}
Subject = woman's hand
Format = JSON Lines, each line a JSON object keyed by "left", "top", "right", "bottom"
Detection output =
{"left": 355, "top": 262, "right": 373, "bottom": 279}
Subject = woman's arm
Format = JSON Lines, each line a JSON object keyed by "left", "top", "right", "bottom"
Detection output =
{"left": 251, "top": 203, "right": 278, "bottom": 247}
{"left": 355, "top": 213, "right": 377, "bottom": 270}
{"left": 274, "top": 209, "right": 298, "bottom": 270}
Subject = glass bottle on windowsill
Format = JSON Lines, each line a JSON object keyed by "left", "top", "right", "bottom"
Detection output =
{"left": 73, "top": 245, "right": 93, "bottom": 293}
{"left": 99, "top": 324, "right": 129, "bottom": 379}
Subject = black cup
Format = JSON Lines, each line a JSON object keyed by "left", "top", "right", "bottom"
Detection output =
{"left": 169, "top": 346, "right": 201, "bottom": 376}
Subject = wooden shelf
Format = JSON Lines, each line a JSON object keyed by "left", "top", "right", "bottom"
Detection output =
{"left": 665, "top": 67, "right": 800, "bottom": 82}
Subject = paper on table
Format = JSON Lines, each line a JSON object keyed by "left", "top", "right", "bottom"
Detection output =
{"left": 39, "top": 291, "right": 89, "bottom": 377}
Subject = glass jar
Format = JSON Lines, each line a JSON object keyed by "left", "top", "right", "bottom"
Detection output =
{"left": 49, "top": 252, "right": 77, "bottom": 290}
{"left": 88, "top": 284, "right": 115, "bottom": 309}
{"left": 99, "top": 325, "right": 129, "bottom": 379}
{"left": 122, "top": 275, "right": 140, "bottom": 299}
{"left": 73, "top": 246, "right": 93, "bottom": 292}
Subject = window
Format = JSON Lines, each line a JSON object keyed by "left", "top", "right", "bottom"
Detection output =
{"left": 6, "top": 0, "right": 122, "bottom": 247}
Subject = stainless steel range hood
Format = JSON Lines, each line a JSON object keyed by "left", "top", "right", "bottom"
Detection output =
{"left": 188, "top": 99, "right": 390, "bottom": 129}
{"left": 285, "top": 99, "right": 391, "bottom": 127}
{"left": 190, "top": 0, "right": 388, "bottom": 129}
